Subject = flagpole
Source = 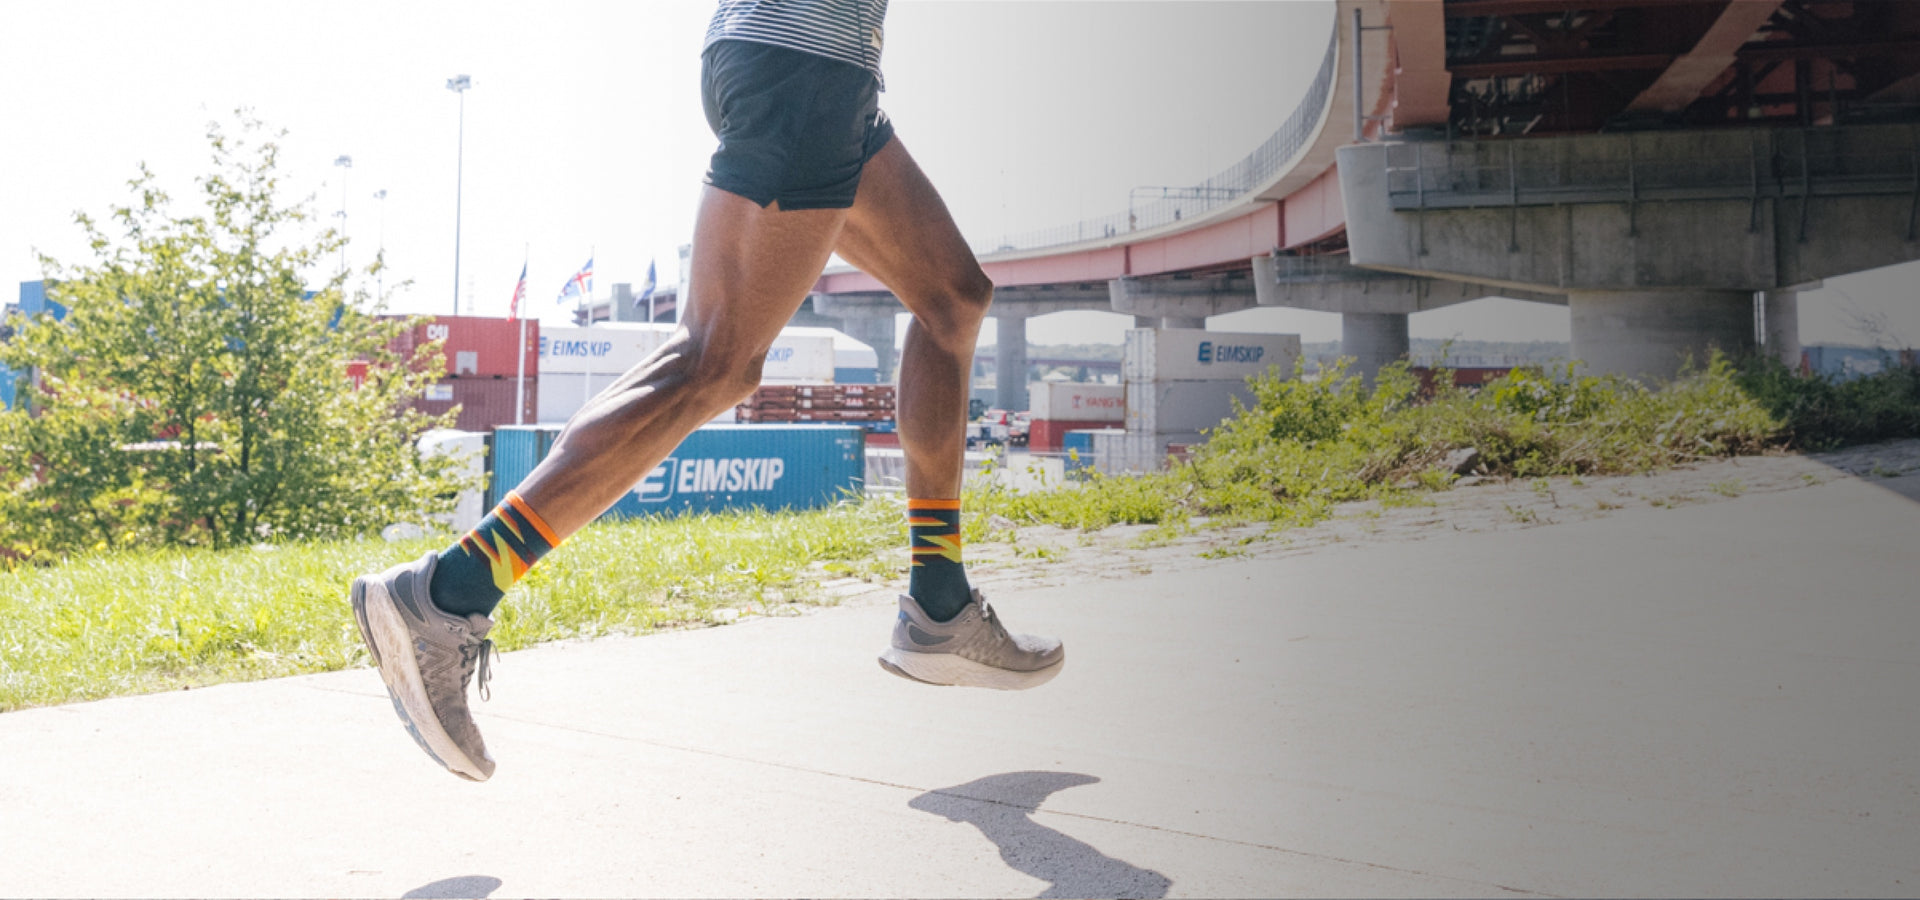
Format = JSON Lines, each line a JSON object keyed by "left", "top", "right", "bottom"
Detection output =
{"left": 581, "top": 246, "right": 594, "bottom": 410}
{"left": 514, "top": 244, "right": 528, "bottom": 426}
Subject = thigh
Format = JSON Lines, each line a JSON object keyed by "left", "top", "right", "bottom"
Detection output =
{"left": 683, "top": 185, "right": 849, "bottom": 365}
{"left": 834, "top": 138, "right": 992, "bottom": 328}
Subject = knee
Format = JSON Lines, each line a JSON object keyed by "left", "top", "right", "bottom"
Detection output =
{"left": 680, "top": 338, "right": 767, "bottom": 410}
{"left": 915, "top": 265, "right": 994, "bottom": 337}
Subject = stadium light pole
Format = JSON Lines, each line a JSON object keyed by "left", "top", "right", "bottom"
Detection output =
{"left": 333, "top": 155, "right": 352, "bottom": 277}
{"left": 447, "top": 74, "right": 472, "bottom": 316}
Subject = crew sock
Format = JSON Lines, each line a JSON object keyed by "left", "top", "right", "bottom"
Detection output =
{"left": 428, "top": 490, "right": 560, "bottom": 617}
{"left": 907, "top": 498, "right": 973, "bottom": 622}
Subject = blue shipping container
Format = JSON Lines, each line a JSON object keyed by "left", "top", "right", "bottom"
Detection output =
{"left": 490, "top": 424, "right": 865, "bottom": 519}
{"left": 834, "top": 366, "right": 881, "bottom": 384}
{"left": 19, "top": 281, "right": 67, "bottom": 321}
{"left": 1062, "top": 428, "right": 1124, "bottom": 475}
{"left": 0, "top": 364, "right": 15, "bottom": 411}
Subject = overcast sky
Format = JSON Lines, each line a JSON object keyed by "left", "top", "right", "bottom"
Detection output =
{"left": 3, "top": 1, "right": 1915, "bottom": 350}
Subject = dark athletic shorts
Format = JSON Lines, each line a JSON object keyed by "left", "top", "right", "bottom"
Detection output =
{"left": 701, "top": 39, "right": 895, "bottom": 210}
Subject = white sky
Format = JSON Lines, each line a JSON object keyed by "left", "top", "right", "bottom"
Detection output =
{"left": 3, "top": 0, "right": 1915, "bottom": 350}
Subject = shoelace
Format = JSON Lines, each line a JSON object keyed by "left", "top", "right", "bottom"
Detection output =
{"left": 464, "top": 638, "right": 496, "bottom": 702}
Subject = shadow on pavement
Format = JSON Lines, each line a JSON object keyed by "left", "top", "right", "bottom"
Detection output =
{"left": 401, "top": 875, "right": 503, "bottom": 898}
{"left": 910, "top": 771, "right": 1172, "bottom": 899}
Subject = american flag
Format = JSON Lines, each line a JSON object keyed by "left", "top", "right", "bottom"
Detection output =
{"left": 507, "top": 261, "right": 527, "bottom": 320}
{"left": 557, "top": 255, "right": 593, "bottom": 306}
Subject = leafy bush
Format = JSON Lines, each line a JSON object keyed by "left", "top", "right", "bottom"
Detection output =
{"left": 974, "top": 351, "right": 1915, "bottom": 534}
{"left": 0, "top": 114, "right": 464, "bottom": 563}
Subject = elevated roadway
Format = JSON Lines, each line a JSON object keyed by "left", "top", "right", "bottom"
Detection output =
{"left": 808, "top": 0, "right": 1920, "bottom": 402}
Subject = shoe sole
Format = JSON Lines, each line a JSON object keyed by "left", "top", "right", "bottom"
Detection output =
{"left": 877, "top": 647, "right": 1063, "bottom": 690}
{"left": 351, "top": 577, "right": 491, "bottom": 782}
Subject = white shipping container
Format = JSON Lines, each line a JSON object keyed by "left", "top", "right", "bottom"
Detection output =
{"left": 1123, "top": 328, "right": 1301, "bottom": 382}
{"left": 539, "top": 323, "right": 673, "bottom": 375}
{"left": 1090, "top": 430, "right": 1202, "bottom": 475}
{"left": 539, "top": 372, "right": 736, "bottom": 427}
{"left": 416, "top": 429, "right": 487, "bottom": 533}
{"left": 1125, "top": 379, "right": 1255, "bottom": 435}
{"left": 761, "top": 333, "right": 837, "bottom": 384}
{"left": 1028, "top": 381, "right": 1127, "bottom": 422}
{"left": 783, "top": 325, "right": 879, "bottom": 370}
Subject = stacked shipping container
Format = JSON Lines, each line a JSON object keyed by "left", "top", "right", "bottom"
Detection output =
{"left": 735, "top": 383, "right": 896, "bottom": 424}
{"left": 1026, "top": 381, "right": 1127, "bottom": 451}
{"left": 380, "top": 315, "right": 542, "bottom": 432}
{"left": 1106, "top": 328, "right": 1301, "bottom": 474}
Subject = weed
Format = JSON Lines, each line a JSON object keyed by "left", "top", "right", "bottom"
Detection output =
{"left": 1505, "top": 504, "right": 1540, "bottom": 524}
{"left": 1709, "top": 479, "right": 1745, "bottom": 498}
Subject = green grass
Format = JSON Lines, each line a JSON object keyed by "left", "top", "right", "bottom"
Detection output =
{"left": 0, "top": 499, "right": 902, "bottom": 712}
{"left": 7, "top": 352, "right": 1918, "bottom": 713}
{"left": 969, "top": 353, "right": 1920, "bottom": 537}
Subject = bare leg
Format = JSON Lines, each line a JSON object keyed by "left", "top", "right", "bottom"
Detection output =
{"left": 514, "top": 188, "right": 849, "bottom": 539}
{"left": 834, "top": 139, "right": 993, "bottom": 499}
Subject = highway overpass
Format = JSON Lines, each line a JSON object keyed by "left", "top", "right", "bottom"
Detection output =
{"left": 804, "top": 0, "right": 1920, "bottom": 408}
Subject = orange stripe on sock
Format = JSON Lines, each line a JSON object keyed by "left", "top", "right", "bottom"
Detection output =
{"left": 505, "top": 490, "right": 562, "bottom": 548}
{"left": 907, "top": 498, "right": 962, "bottom": 511}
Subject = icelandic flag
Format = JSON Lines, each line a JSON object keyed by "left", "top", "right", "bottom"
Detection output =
{"left": 508, "top": 261, "right": 528, "bottom": 320}
{"left": 636, "top": 259, "right": 657, "bottom": 320}
{"left": 557, "top": 255, "right": 593, "bottom": 305}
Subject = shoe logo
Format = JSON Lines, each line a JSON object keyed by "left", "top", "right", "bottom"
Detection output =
{"left": 906, "top": 624, "right": 953, "bottom": 647}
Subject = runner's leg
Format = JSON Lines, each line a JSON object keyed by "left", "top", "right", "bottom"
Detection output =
{"left": 834, "top": 138, "right": 992, "bottom": 503}
{"left": 513, "top": 190, "right": 849, "bottom": 539}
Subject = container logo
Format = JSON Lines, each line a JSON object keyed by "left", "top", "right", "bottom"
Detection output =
{"left": 1198, "top": 341, "right": 1265, "bottom": 365}
{"left": 541, "top": 336, "right": 614, "bottom": 358}
{"left": 766, "top": 347, "right": 795, "bottom": 363}
{"left": 633, "top": 456, "right": 788, "bottom": 502}
{"left": 425, "top": 324, "right": 452, "bottom": 342}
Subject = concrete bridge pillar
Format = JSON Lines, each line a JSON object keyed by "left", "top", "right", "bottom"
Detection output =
{"left": 1133, "top": 316, "right": 1159, "bottom": 328}
{"left": 1342, "top": 312, "right": 1410, "bottom": 381}
{"left": 834, "top": 314, "right": 897, "bottom": 382}
{"left": 994, "top": 315, "right": 1029, "bottom": 411}
{"left": 1760, "top": 289, "right": 1802, "bottom": 369}
{"left": 1161, "top": 316, "right": 1207, "bottom": 329}
{"left": 1570, "top": 290, "right": 1755, "bottom": 382}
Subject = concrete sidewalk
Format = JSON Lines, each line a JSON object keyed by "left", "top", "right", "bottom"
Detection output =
{"left": 2, "top": 471, "right": 1917, "bottom": 898}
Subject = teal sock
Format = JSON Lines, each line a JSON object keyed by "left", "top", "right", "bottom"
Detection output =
{"left": 907, "top": 498, "right": 972, "bottom": 622}
{"left": 428, "top": 491, "right": 559, "bottom": 617}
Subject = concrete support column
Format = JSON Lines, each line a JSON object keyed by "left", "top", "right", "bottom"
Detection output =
{"left": 995, "top": 315, "right": 1028, "bottom": 411}
{"left": 1161, "top": 316, "right": 1206, "bottom": 329}
{"left": 835, "top": 314, "right": 897, "bottom": 383}
{"left": 1760, "top": 289, "right": 1802, "bottom": 369}
{"left": 1569, "top": 289, "right": 1756, "bottom": 381}
{"left": 1133, "top": 316, "right": 1159, "bottom": 328}
{"left": 1342, "top": 312, "right": 1410, "bottom": 381}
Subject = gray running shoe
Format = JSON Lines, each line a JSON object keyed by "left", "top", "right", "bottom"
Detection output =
{"left": 878, "top": 590, "right": 1064, "bottom": 689}
{"left": 349, "top": 552, "right": 497, "bottom": 782}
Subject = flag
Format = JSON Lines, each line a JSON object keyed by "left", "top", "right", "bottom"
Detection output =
{"left": 636, "top": 259, "right": 657, "bottom": 320}
{"left": 557, "top": 255, "right": 593, "bottom": 306}
{"left": 508, "top": 261, "right": 528, "bottom": 320}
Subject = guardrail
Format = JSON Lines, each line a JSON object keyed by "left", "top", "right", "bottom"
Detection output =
{"left": 1385, "top": 137, "right": 1920, "bottom": 210}
{"left": 973, "top": 25, "right": 1340, "bottom": 256}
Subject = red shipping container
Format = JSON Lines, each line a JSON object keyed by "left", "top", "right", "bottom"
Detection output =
{"left": 409, "top": 376, "right": 539, "bottom": 432}
{"left": 387, "top": 315, "right": 540, "bottom": 379}
{"left": 1028, "top": 418, "right": 1120, "bottom": 452}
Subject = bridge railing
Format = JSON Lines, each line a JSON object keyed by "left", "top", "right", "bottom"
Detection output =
{"left": 973, "top": 25, "right": 1340, "bottom": 256}
{"left": 1384, "top": 133, "right": 1920, "bottom": 211}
